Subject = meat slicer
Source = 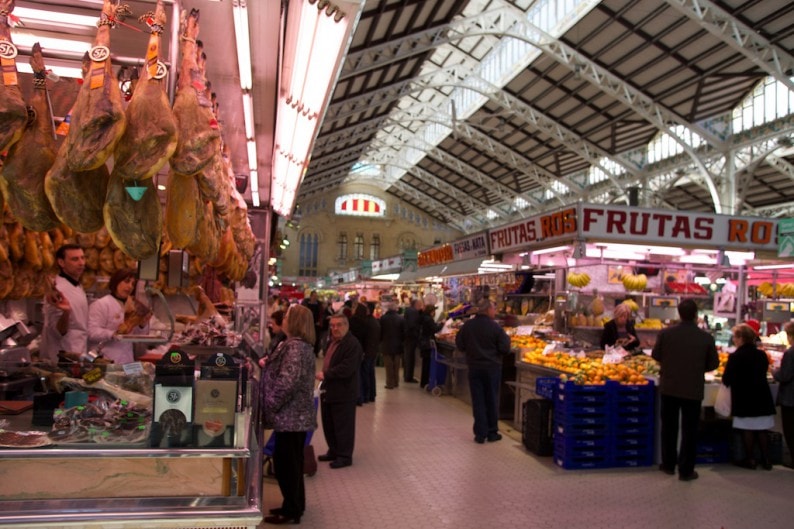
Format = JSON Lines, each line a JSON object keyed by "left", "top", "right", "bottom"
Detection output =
{"left": 0, "top": 319, "right": 37, "bottom": 400}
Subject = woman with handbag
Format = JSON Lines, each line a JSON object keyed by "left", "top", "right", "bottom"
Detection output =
{"left": 772, "top": 321, "right": 794, "bottom": 468}
{"left": 261, "top": 304, "right": 317, "bottom": 524}
{"left": 722, "top": 323, "right": 776, "bottom": 470}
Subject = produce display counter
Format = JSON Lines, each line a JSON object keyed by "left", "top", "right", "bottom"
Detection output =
{"left": 568, "top": 326, "right": 662, "bottom": 350}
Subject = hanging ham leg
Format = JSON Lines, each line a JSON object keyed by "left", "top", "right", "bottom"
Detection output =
{"left": 111, "top": 0, "right": 177, "bottom": 182}
{"left": 0, "top": 0, "right": 28, "bottom": 152}
{"left": 65, "top": 0, "right": 126, "bottom": 171}
{"left": 169, "top": 9, "right": 220, "bottom": 176}
{"left": 165, "top": 170, "right": 202, "bottom": 248}
{"left": 0, "top": 43, "right": 59, "bottom": 232}
{"left": 104, "top": 175, "right": 162, "bottom": 260}
{"left": 45, "top": 53, "right": 108, "bottom": 233}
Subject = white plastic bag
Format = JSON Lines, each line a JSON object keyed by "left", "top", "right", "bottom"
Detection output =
{"left": 714, "top": 384, "right": 731, "bottom": 417}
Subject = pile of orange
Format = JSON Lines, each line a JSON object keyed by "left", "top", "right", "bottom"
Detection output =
{"left": 521, "top": 351, "right": 650, "bottom": 385}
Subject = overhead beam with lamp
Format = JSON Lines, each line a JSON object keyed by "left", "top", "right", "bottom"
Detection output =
{"left": 271, "top": 0, "right": 362, "bottom": 218}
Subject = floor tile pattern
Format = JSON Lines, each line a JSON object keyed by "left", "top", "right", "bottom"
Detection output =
{"left": 261, "top": 366, "right": 794, "bottom": 528}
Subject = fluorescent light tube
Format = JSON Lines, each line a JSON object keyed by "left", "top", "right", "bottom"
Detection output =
{"left": 14, "top": 7, "right": 98, "bottom": 29}
{"left": 11, "top": 31, "right": 91, "bottom": 54}
{"left": 16, "top": 61, "right": 83, "bottom": 79}
{"left": 247, "top": 140, "right": 258, "bottom": 171}
{"left": 242, "top": 92, "right": 255, "bottom": 139}
{"left": 232, "top": 0, "right": 252, "bottom": 90}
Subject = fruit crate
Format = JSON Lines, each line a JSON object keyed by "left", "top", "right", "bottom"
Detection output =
{"left": 611, "top": 450, "right": 654, "bottom": 467}
{"left": 555, "top": 422, "right": 610, "bottom": 437}
{"left": 555, "top": 432, "right": 610, "bottom": 450}
{"left": 609, "top": 380, "right": 655, "bottom": 404}
{"left": 554, "top": 407, "right": 610, "bottom": 427}
{"left": 556, "top": 380, "right": 610, "bottom": 405}
{"left": 613, "top": 431, "right": 654, "bottom": 449}
{"left": 553, "top": 449, "right": 611, "bottom": 470}
{"left": 535, "top": 377, "right": 558, "bottom": 400}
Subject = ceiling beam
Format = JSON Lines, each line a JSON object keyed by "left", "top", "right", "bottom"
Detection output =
{"left": 387, "top": 180, "right": 478, "bottom": 232}
{"left": 664, "top": 0, "right": 794, "bottom": 92}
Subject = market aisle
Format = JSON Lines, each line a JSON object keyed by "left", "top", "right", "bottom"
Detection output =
{"left": 261, "top": 365, "right": 794, "bottom": 529}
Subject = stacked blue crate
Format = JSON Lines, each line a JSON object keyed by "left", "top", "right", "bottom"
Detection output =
{"left": 609, "top": 380, "right": 655, "bottom": 467}
{"left": 553, "top": 379, "right": 656, "bottom": 470}
{"left": 553, "top": 380, "right": 611, "bottom": 469}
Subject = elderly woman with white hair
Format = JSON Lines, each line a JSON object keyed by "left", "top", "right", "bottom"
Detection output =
{"left": 600, "top": 302, "right": 640, "bottom": 350}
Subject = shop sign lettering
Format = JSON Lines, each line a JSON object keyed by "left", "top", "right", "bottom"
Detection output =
{"left": 581, "top": 205, "right": 778, "bottom": 250}
{"left": 418, "top": 244, "right": 453, "bottom": 268}
{"left": 452, "top": 232, "right": 490, "bottom": 261}
{"left": 488, "top": 208, "right": 576, "bottom": 252}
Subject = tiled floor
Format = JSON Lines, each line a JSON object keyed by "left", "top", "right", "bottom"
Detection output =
{"left": 261, "top": 365, "right": 794, "bottom": 528}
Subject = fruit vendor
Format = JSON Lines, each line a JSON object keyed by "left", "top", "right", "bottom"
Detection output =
{"left": 600, "top": 303, "right": 640, "bottom": 351}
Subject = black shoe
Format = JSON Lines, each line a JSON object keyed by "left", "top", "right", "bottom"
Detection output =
{"left": 761, "top": 461, "right": 773, "bottom": 471}
{"left": 474, "top": 436, "right": 485, "bottom": 444}
{"left": 317, "top": 453, "right": 335, "bottom": 462}
{"left": 269, "top": 507, "right": 284, "bottom": 515}
{"left": 678, "top": 471, "right": 699, "bottom": 481}
{"left": 405, "top": 378, "right": 419, "bottom": 383}
{"left": 264, "top": 513, "right": 301, "bottom": 524}
{"left": 487, "top": 433, "right": 502, "bottom": 442}
{"left": 329, "top": 459, "right": 352, "bottom": 469}
{"left": 658, "top": 464, "right": 675, "bottom": 475}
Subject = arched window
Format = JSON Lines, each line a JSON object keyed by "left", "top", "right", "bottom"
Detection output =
{"left": 299, "top": 233, "right": 318, "bottom": 277}
{"left": 370, "top": 234, "right": 380, "bottom": 260}
{"left": 337, "top": 232, "right": 348, "bottom": 261}
{"left": 354, "top": 233, "right": 364, "bottom": 260}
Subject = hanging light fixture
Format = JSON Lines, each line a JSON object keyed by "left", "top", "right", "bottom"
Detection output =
{"left": 271, "top": 0, "right": 361, "bottom": 217}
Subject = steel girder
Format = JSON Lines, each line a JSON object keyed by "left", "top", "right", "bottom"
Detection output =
{"left": 664, "top": 0, "right": 794, "bottom": 92}
{"left": 387, "top": 179, "right": 477, "bottom": 232}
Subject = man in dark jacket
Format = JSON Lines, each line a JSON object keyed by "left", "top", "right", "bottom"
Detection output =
{"left": 402, "top": 298, "right": 422, "bottom": 383}
{"left": 379, "top": 302, "right": 405, "bottom": 389}
{"left": 652, "top": 298, "right": 719, "bottom": 481}
{"left": 455, "top": 298, "right": 511, "bottom": 444}
{"left": 316, "top": 313, "right": 362, "bottom": 469}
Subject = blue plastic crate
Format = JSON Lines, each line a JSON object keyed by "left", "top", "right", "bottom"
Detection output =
{"left": 555, "top": 432, "right": 610, "bottom": 450}
{"left": 613, "top": 431, "right": 654, "bottom": 448}
{"left": 613, "top": 424, "right": 654, "bottom": 436}
{"left": 610, "top": 407, "right": 654, "bottom": 428}
{"left": 555, "top": 397, "right": 610, "bottom": 415}
{"left": 554, "top": 452, "right": 611, "bottom": 470}
{"left": 536, "top": 377, "right": 558, "bottom": 400}
{"left": 554, "top": 408, "right": 609, "bottom": 427}
{"left": 612, "top": 445, "right": 653, "bottom": 459}
{"left": 555, "top": 422, "right": 609, "bottom": 437}
{"left": 609, "top": 380, "right": 655, "bottom": 403}
{"left": 611, "top": 453, "right": 654, "bottom": 467}
{"left": 556, "top": 381, "right": 610, "bottom": 404}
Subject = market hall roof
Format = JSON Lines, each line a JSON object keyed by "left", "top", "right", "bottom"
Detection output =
{"left": 297, "top": 0, "right": 794, "bottom": 235}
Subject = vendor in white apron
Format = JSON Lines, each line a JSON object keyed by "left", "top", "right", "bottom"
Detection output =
{"left": 40, "top": 244, "right": 88, "bottom": 365}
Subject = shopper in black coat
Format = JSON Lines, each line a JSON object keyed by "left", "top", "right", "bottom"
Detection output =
{"left": 402, "top": 299, "right": 422, "bottom": 383}
{"left": 379, "top": 303, "right": 405, "bottom": 389}
{"left": 418, "top": 305, "right": 444, "bottom": 388}
{"left": 316, "top": 314, "right": 362, "bottom": 468}
{"left": 722, "top": 323, "right": 776, "bottom": 470}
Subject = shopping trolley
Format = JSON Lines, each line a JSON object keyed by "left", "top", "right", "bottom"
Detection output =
{"left": 426, "top": 340, "right": 448, "bottom": 397}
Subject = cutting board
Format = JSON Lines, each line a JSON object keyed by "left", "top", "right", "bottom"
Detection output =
{"left": 0, "top": 401, "right": 33, "bottom": 415}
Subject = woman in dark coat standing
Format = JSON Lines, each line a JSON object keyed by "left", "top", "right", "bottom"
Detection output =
{"left": 261, "top": 304, "right": 317, "bottom": 524}
{"left": 418, "top": 304, "right": 444, "bottom": 389}
{"left": 772, "top": 321, "right": 794, "bottom": 467}
{"left": 722, "top": 323, "right": 776, "bottom": 470}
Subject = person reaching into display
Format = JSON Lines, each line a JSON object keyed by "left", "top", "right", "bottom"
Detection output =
{"left": 600, "top": 303, "right": 640, "bottom": 351}
{"left": 87, "top": 268, "right": 151, "bottom": 365}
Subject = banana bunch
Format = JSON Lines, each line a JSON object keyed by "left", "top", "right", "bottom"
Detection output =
{"left": 757, "top": 282, "right": 794, "bottom": 297}
{"left": 621, "top": 299, "right": 640, "bottom": 313}
{"left": 567, "top": 271, "right": 591, "bottom": 288}
{"left": 622, "top": 273, "right": 647, "bottom": 291}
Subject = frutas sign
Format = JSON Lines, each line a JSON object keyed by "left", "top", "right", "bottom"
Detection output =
{"left": 488, "top": 207, "right": 577, "bottom": 253}
{"left": 488, "top": 204, "right": 780, "bottom": 253}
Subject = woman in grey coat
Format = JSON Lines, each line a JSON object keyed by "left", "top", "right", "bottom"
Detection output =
{"left": 261, "top": 304, "right": 317, "bottom": 524}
